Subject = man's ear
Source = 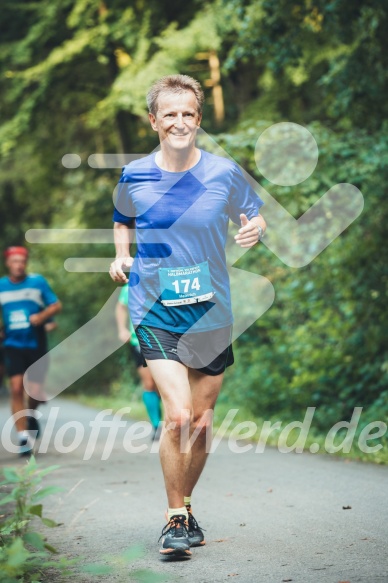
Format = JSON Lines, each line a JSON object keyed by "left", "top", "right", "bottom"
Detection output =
{"left": 197, "top": 112, "right": 202, "bottom": 126}
{"left": 149, "top": 112, "right": 158, "bottom": 132}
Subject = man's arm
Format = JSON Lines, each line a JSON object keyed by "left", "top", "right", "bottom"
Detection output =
{"left": 30, "top": 301, "right": 62, "bottom": 327}
{"left": 115, "top": 301, "right": 130, "bottom": 343}
{"left": 234, "top": 213, "right": 267, "bottom": 248}
{"left": 44, "top": 321, "right": 57, "bottom": 332}
{"left": 109, "top": 221, "right": 135, "bottom": 283}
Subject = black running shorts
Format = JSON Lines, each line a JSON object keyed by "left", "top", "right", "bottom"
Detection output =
{"left": 4, "top": 347, "right": 48, "bottom": 383}
{"left": 135, "top": 325, "right": 234, "bottom": 376}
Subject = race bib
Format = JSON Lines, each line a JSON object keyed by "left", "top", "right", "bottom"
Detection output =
{"left": 9, "top": 309, "right": 31, "bottom": 330}
{"left": 159, "top": 261, "right": 215, "bottom": 306}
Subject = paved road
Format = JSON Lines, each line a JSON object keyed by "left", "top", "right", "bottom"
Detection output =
{"left": 1, "top": 397, "right": 387, "bottom": 583}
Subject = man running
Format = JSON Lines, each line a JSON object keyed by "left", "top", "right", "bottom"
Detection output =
{"left": 0, "top": 327, "right": 5, "bottom": 392}
{"left": 109, "top": 75, "right": 266, "bottom": 558}
{"left": 116, "top": 283, "right": 162, "bottom": 439}
{"left": 0, "top": 247, "right": 62, "bottom": 456}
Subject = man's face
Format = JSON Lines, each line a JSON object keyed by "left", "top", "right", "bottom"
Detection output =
{"left": 6, "top": 255, "right": 28, "bottom": 279}
{"left": 149, "top": 90, "right": 202, "bottom": 151}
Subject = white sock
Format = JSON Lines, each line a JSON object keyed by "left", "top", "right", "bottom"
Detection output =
{"left": 168, "top": 506, "right": 188, "bottom": 521}
{"left": 18, "top": 430, "right": 30, "bottom": 442}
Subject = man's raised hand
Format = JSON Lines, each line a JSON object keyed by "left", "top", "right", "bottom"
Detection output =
{"left": 109, "top": 256, "right": 134, "bottom": 283}
{"left": 234, "top": 213, "right": 260, "bottom": 248}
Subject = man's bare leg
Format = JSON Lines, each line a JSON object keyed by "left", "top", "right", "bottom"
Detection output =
{"left": 26, "top": 380, "right": 47, "bottom": 410}
{"left": 138, "top": 366, "right": 158, "bottom": 393}
{"left": 145, "top": 359, "right": 192, "bottom": 509}
{"left": 10, "top": 374, "right": 27, "bottom": 432}
{"left": 184, "top": 370, "right": 224, "bottom": 497}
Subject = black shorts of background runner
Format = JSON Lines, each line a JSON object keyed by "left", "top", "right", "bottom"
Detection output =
{"left": 4, "top": 347, "right": 49, "bottom": 383}
{"left": 135, "top": 325, "right": 234, "bottom": 376}
{"left": 130, "top": 344, "right": 145, "bottom": 369}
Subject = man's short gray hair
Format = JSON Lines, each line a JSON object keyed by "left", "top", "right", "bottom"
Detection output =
{"left": 147, "top": 75, "right": 205, "bottom": 116}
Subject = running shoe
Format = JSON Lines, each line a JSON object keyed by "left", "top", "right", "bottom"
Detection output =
{"left": 159, "top": 514, "right": 192, "bottom": 558}
{"left": 27, "top": 415, "right": 40, "bottom": 438}
{"left": 19, "top": 437, "right": 33, "bottom": 457}
{"left": 187, "top": 507, "right": 206, "bottom": 547}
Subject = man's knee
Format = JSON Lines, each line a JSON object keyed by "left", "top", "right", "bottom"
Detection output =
{"left": 26, "top": 382, "right": 46, "bottom": 402}
{"left": 165, "top": 408, "right": 192, "bottom": 432}
{"left": 191, "top": 409, "right": 214, "bottom": 438}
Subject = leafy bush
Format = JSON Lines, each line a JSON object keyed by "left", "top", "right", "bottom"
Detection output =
{"left": 0, "top": 457, "right": 72, "bottom": 583}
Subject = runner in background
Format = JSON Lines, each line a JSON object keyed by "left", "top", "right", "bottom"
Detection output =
{"left": 0, "top": 247, "right": 62, "bottom": 456}
{"left": 115, "top": 283, "right": 162, "bottom": 440}
{"left": 0, "top": 320, "right": 55, "bottom": 389}
{"left": 0, "top": 326, "right": 5, "bottom": 392}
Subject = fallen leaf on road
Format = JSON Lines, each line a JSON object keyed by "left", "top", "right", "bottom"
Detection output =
{"left": 227, "top": 574, "right": 239, "bottom": 577}
{"left": 342, "top": 505, "right": 352, "bottom": 510}
{"left": 239, "top": 523, "right": 246, "bottom": 527}
{"left": 338, "top": 580, "right": 351, "bottom": 583}
{"left": 214, "top": 538, "right": 229, "bottom": 543}
{"left": 267, "top": 488, "right": 273, "bottom": 493}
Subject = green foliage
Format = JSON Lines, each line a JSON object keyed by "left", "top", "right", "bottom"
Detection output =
{"left": 217, "top": 0, "right": 388, "bottom": 128}
{"left": 0, "top": 457, "right": 75, "bottom": 582}
{"left": 0, "top": 456, "right": 62, "bottom": 535}
{"left": 218, "top": 121, "right": 388, "bottom": 456}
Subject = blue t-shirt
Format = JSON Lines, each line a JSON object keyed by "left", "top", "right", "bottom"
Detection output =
{"left": 113, "top": 149, "right": 264, "bottom": 333}
{"left": 0, "top": 274, "right": 58, "bottom": 349}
